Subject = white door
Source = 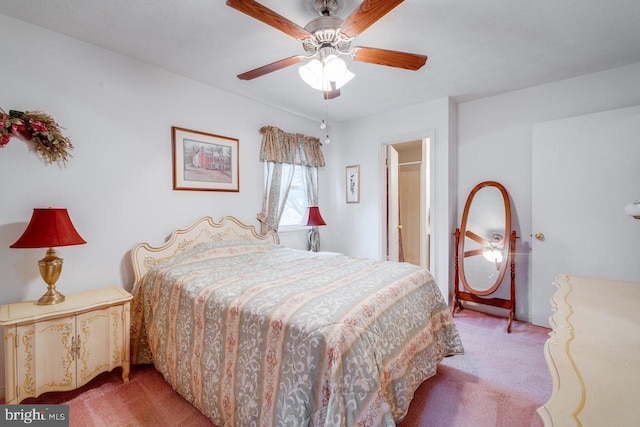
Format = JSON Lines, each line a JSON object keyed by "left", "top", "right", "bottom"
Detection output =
{"left": 531, "top": 106, "right": 640, "bottom": 326}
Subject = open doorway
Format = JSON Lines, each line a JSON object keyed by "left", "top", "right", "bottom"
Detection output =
{"left": 385, "top": 138, "right": 431, "bottom": 269}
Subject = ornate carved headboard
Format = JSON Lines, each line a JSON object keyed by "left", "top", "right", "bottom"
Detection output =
{"left": 130, "top": 216, "right": 278, "bottom": 286}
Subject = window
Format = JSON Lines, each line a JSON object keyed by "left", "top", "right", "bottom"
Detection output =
{"left": 257, "top": 126, "right": 324, "bottom": 234}
{"left": 279, "top": 165, "right": 308, "bottom": 227}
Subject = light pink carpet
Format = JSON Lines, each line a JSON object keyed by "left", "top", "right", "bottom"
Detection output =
{"left": 402, "top": 309, "right": 552, "bottom": 426}
{"left": 4, "top": 309, "right": 551, "bottom": 426}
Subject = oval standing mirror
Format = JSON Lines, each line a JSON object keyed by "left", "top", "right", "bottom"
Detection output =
{"left": 460, "top": 182, "right": 510, "bottom": 295}
{"left": 452, "top": 181, "right": 517, "bottom": 332}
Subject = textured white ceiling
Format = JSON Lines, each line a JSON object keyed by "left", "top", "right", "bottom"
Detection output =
{"left": 1, "top": 0, "right": 640, "bottom": 123}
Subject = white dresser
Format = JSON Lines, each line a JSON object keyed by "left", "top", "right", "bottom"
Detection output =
{"left": 537, "top": 275, "right": 640, "bottom": 426}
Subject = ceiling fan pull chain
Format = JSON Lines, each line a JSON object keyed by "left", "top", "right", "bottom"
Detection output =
{"left": 324, "top": 102, "right": 331, "bottom": 144}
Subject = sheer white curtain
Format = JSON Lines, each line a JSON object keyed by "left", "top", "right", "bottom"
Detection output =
{"left": 257, "top": 126, "right": 325, "bottom": 234}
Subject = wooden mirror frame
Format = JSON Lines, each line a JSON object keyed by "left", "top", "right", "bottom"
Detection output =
{"left": 452, "top": 181, "right": 517, "bottom": 332}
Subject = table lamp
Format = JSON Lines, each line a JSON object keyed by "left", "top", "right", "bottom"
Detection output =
{"left": 10, "top": 208, "right": 86, "bottom": 305}
{"left": 306, "top": 206, "right": 326, "bottom": 252}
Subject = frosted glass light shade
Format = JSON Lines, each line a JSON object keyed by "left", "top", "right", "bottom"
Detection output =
{"left": 299, "top": 58, "right": 355, "bottom": 91}
{"left": 482, "top": 248, "right": 503, "bottom": 263}
{"left": 323, "top": 55, "right": 347, "bottom": 81}
{"left": 299, "top": 59, "right": 323, "bottom": 89}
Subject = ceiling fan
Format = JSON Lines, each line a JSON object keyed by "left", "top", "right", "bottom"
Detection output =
{"left": 226, "top": 0, "right": 428, "bottom": 99}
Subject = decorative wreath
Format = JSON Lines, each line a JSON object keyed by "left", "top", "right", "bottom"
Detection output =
{"left": 0, "top": 108, "right": 73, "bottom": 164}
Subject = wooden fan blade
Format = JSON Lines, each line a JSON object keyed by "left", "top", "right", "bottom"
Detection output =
{"left": 323, "top": 82, "right": 340, "bottom": 99}
{"left": 464, "top": 248, "right": 485, "bottom": 258}
{"left": 340, "top": 0, "right": 405, "bottom": 38}
{"left": 237, "top": 56, "right": 304, "bottom": 80}
{"left": 226, "top": 0, "right": 311, "bottom": 40}
{"left": 465, "top": 230, "right": 489, "bottom": 246}
{"left": 352, "top": 46, "right": 427, "bottom": 70}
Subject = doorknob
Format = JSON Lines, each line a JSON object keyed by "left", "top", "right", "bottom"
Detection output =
{"left": 534, "top": 232, "right": 545, "bottom": 241}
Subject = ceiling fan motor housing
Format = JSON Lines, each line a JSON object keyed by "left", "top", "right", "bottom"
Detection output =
{"left": 303, "top": 16, "right": 352, "bottom": 54}
{"left": 310, "top": 0, "right": 341, "bottom": 16}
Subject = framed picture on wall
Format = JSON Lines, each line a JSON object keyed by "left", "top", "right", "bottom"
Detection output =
{"left": 172, "top": 126, "right": 239, "bottom": 192}
{"left": 346, "top": 165, "right": 360, "bottom": 203}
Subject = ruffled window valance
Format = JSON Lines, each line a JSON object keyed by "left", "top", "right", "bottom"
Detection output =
{"left": 259, "top": 126, "right": 325, "bottom": 167}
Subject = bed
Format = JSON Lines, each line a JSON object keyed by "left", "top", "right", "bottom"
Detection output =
{"left": 130, "top": 216, "right": 463, "bottom": 426}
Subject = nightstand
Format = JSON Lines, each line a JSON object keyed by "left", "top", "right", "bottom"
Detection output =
{"left": 0, "top": 286, "right": 132, "bottom": 404}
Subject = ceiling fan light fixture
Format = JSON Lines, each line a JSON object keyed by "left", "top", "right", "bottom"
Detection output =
{"left": 324, "top": 55, "right": 347, "bottom": 81}
{"left": 482, "top": 233, "right": 504, "bottom": 263}
{"left": 299, "top": 58, "right": 355, "bottom": 92}
{"left": 299, "top": 59, "right": 324, "bottom": 90}
{"left": 332, "top": 68, "right": 354, "bottom": 90}
{"left": 482, "top": 247, "right": 503, "bottom": 263}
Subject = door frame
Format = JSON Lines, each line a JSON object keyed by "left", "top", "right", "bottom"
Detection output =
{"left": 387, "top": 144, "right": 401, "bottom": 262}
{"left": 380, "top": 130, "right": 435, "bottom": 272}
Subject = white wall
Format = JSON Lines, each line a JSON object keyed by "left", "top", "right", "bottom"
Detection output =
{"left": 0, "top": 14, "right": 323, "bottom": 394}
{"left": 0, "top": 13, "right": 327, "bottom": 300}
{"left": 322, "top": 97, "right": 457, "bottom": 300}
{"left": 457, "top": 62, "right": 640, "bottom": 323}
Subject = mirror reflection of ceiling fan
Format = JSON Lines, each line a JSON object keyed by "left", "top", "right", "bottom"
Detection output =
{"left": 226, "top": 0, "right": 428, "bottom": 99}
{"left": 464, "top": 230, "right": 504, "bottom": 268}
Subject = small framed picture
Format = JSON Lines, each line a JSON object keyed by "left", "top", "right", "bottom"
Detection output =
{"left": 172, "top": 126, "right": 239, "bottom": 192}
{"left": 346, "top": 165, "right": 360, "bottom": 203}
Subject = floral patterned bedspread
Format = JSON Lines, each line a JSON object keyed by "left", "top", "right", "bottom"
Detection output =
{"left": 131, "top": 242, "right": 463, "bottom": 426}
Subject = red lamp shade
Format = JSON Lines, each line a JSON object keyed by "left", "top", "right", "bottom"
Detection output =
{"left": 305, "top": 206, "right": 326, "bottom": 227}
{"left": 10, "top": 208, "right": 86, "bottom": 248}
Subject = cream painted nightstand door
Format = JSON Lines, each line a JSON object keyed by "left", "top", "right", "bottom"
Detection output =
{"left": 1, "top": 287, "right": 132, "bottom": 404}
{"left": 76, "top": 304, "right": 128, "bottom": 387}
{"left": 15, "top": 315, "right": 77, "bottom": 397}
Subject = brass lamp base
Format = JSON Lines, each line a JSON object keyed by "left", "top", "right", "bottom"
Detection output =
{"left": 37, "top": 248, "right": 66, "bottom": 306}
{"left": 38, "top": 285, "right": 66, "bottom": 305}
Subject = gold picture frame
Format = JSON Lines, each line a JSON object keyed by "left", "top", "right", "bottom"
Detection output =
{"left": 346, "top": 165, "right": 360, "bottom": 203}
{"left": 172, "top": 126, "right": 239, "bottom": 192}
